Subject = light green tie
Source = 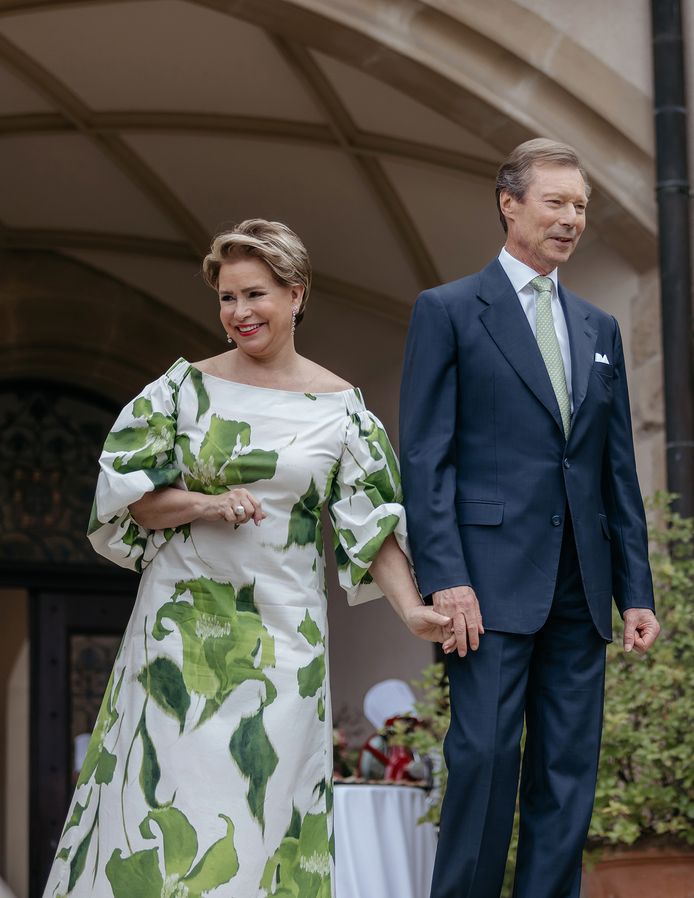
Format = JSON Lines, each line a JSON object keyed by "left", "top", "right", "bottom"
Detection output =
{"left": 530, "top": 275, "right": 571, "bottom": 437}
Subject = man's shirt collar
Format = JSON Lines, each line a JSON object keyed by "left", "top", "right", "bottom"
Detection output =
{"left": 499, "top": 246, "right": 559, "bottom": 296}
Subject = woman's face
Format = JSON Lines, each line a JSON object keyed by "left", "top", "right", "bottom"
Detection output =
{"left": 218, "top": 256, "right": 302, "bottom": 359}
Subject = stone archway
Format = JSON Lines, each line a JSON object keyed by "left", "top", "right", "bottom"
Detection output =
{"left": 0, "top": 250, "right": 219, "bottom": 402}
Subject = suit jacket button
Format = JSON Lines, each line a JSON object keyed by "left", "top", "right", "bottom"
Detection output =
{"left": 563, "top": 458, "right": 570, "bottom": 469}
{"left": 551, "top": 515, "right": 562, "bottom": 527}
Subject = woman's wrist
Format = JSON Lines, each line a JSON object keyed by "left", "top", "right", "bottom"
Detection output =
{"left": 189, "top": 492, "right": 212, "bottom": 522}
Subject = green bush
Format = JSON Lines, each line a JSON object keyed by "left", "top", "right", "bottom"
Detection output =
{"left": 588, "top": 492, "right": 694, "bottom": 852}
{"left": 393, "top": 494, "right": 694, "bottom": 888}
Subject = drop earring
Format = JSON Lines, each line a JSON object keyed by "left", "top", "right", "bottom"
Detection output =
{"left": 226, "top": 333, "right": 233, "bottom": 344}
{"left": 291, "top": 308, "right": 297, "bottom": 337}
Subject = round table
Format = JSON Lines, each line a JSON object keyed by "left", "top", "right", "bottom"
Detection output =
{"left": 334, "top": 783, "right": 437, "bottom": 898}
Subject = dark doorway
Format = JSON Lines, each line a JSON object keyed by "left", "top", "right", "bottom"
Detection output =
{"left": 0, "top": 380, "right": 133, "bottom": 896}
{"left": 29, "top": 574, "right": 136, "bottom": 898}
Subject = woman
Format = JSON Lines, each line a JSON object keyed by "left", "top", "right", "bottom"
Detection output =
{"left": 43, "top": 219, "right": 453, "bottom": 898}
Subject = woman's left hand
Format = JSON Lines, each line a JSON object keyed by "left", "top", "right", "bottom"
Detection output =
{"left": 404, "top": 606, "right": 455, "bottom": 650}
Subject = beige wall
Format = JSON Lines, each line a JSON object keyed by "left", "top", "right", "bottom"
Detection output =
{"left": 513, "top": 0, "right": 652, "bottom": 94}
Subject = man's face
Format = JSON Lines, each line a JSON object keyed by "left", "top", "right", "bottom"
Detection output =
{"left": 501, "top": 163, "right": 588, "bottom": 274}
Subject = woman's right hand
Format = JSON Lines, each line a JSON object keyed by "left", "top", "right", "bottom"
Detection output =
{"left": 199, "top": 488, "right": 267, "bottom": 526}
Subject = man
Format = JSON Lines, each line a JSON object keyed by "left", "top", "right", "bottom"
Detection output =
{"left": 399, "top": 139, "right": 660, "bottom": 898}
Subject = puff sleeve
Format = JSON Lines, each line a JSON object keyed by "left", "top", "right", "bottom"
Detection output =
{"left": 329, "top": 403, "right": 410, "bottom": 605}
{"left": 87, "top": 363, "right": 186, "bottom": 571}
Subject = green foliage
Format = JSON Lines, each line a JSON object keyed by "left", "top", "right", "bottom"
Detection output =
{"left": 390, "top": 663, "right": 450, "bottom": 827}
{"left": 588, "top": 492, "right": 694, "bottom": 853}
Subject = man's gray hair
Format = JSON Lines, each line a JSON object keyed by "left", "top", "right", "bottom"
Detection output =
{"left": 495, "top": 138, "right": 591, "bottom": 233}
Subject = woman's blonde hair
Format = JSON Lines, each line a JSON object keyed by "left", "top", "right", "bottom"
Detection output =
{"left": 202, "top": 219, "right": 312, "bottom": 325}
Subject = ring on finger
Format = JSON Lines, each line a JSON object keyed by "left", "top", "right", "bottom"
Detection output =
{"left": 234, "top": 505, "right": 245, "bottom": 517}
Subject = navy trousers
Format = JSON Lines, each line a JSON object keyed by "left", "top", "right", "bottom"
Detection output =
{"left": 430, "top": 517, "right": 607, "bottom": 898}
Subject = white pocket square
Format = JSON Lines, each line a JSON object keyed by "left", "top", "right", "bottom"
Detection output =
{"left": 595, "top": 352, "right": 610, "bottom": 364}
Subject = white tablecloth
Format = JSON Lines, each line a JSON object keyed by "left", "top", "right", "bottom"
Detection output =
{"left": 334, "top": 784, "right": 437, "bottom": 898}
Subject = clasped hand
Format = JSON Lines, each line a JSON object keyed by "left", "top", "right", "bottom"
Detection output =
{"left": 201, "top": 488, "right": 267, "bottom": 526}
{"left": 432, "top": 585, "right": 485, "bottom": 657}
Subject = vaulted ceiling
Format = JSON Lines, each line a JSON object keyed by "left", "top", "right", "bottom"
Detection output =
{"left": 0, "top": 0, "right": 510, "bottom": 330}
{"left": 0, "top": 0, "right": 655, "bottom": 335}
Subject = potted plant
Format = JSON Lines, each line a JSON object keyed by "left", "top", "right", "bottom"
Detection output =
{"left": 393, "top": 494, "right": 694, "bottom": 898}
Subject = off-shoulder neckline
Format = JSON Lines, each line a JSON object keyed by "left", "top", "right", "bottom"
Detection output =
{"left": 175, "top": 358, "right": 362, "bottom": 400}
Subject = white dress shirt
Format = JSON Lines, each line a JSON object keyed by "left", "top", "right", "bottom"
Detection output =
{"left": 498, "top": 247, "right": 574, "bottom": 410}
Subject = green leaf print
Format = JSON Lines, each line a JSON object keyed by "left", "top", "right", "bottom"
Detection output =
{"left": 359, "top": 465, "right": 397, "bottom": 509}
{"left": 324, "top": 458, "right": 340, "bottom": 504}
{"left": 67, "top": 814, "right": 97, "bottom": 892}
{"left": 286, "top": 479, "right": 322, "bottom": 550}
{"left": 153, "top": 578, "right": 276, "bottom": 720}
{"left": 261, "top": 809, "right": 331, "bottom": 897}
{"left": 87, "top": 498, "right": 101, "bottom": 536}
{"left": 229, "top": 708, "right": 279, "bottom": 828}
{"left": 354, "top": 413, "right": 401, "bottom": 497}
{"left": 121, "top": 522, "right": 149, "bottom": 573}
{"left": 355, "top": 514, "right": 400, "bottom": 563}
{"left": 138, "top": 713, "right": 167, "bottom": 809}
{"left": 297, "top": 610, "right": 322, "bottom": 647}
{"left": 189, "top": 365, "right": 210, "bottom": 422}
{"left": 139, "top": 807, "right": 197, "bottom": 879}
{"left": 297, "top": 611, "right": 326, "bottom": 716}
{"left": 236, "top": 581, "right": 259, "bottom": 613}
{"left": 104, "top": 426, "right": 150, "bottom": 454}
{"left": 297, "top": 655, "right": 326, "bottom": 699}
{"left": 105, "top": 848, "right": 163, "bottom": 898}
{"left": 334, "top": 529, "right": 372, "bottom": 587}
{"left": 287, "top": 805, "right": 302, "bottom": 839}
{"left": 132, "top": 809, "right": 238, "bottom": 896}
{"left": 183, "top": 415, "right": 278, "bottom": 492}
{"left": 143, "top": 468, "right": 180, "bottom": 489}
{"left": 77, "top": 668, "right": 124, "bottom": 788}
{"left": 63, "top": 787, "right": 92, "bottom": 833}
{"left": 95, "top": 748, "right": 117, "bottom": 785}
{"left": 108, "top": 412, "right": 176, "bottom": 475}
{"left": 176, "top": 432, "right": 196, "bottom": 470}
{"left": 227, "top": 448, "right": 279, "bottom": 485}
{"left": 183, "top": 815, "right": 239, "bottom": 893}
{"left": 137, "top": 657, "right": 190, "bottom": 734}
{"left": 199, "top": 415, "right": 250, "bottom": 467}
{"left": 132, "top": 397, "right": 154, "bottom": 418}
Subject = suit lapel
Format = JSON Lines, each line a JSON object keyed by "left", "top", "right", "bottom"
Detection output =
{"left": 477, "top": 260, "right": 565, "bottom": 436}
{"left": 560, "top": 286, "right": 597, "bottom": 422}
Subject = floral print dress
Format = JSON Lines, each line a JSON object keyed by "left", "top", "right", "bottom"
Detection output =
{"left": 43, "top": 358, "right": 408, "bottom": 898}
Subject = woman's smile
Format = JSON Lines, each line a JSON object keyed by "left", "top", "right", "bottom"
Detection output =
{"left": 236, "top": 322, "right": 267, "bottom": 337}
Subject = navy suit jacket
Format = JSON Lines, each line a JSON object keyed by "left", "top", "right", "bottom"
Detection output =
{"left": 399, "top": 259, "right": 655, "bottom": 641}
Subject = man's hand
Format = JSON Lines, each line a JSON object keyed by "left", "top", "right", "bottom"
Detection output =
{"left": 432, "top": 586, "right": 484, "bottom": 657}
{"left": 623, "top": 608, "right": 660, "bottom": 654}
